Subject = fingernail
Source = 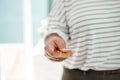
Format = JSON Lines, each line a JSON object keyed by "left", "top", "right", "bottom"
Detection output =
{"left": 61, "top": 48, "right": 67, "bottom": 51}
{"left": 62, "top": 48, "right": 66, "bottom": 50}
{"left": 46, "top": 51, "right": 52, "bottom": 56}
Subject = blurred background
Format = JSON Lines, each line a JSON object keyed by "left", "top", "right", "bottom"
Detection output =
{"left": 0, "top": 0, "right": 63, "bottom": 80}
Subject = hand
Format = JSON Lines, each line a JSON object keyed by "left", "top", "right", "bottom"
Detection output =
{"left": 44, "top": 34, "right": 72, "bottom": 62}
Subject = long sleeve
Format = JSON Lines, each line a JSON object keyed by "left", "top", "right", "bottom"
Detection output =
{"left": 45, "top": 0, "right": 69, "bottom": 43}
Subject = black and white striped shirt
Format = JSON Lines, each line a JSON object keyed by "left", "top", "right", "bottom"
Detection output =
{"left": 46, "top": 0, "right": 120, "bottom": 71}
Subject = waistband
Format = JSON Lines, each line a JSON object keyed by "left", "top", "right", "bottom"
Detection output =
{"left": 65, "top": 67, "right": 120, "bottom": 75}
{"left": 88, "top": 69, "right": 120, "bottom": 75}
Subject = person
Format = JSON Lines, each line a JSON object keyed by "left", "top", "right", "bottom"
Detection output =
{"left": 44, "top": 0, "right": 120, "bottom": 80}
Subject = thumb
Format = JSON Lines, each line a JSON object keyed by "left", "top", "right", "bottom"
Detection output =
{"left": 55, "top": 38, "right": 66, "bottom": 51}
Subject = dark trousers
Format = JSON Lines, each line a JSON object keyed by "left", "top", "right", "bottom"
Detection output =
{"left": 62, "top": 67, "right": 120, "bottom": 80}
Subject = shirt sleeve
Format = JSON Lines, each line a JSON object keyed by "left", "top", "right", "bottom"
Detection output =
{"left": 44, "top": 0, "right": 69, "bottom": 43}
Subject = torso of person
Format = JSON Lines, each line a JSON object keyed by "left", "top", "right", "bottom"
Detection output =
{"left": 63, "top": 0, "right": 120, "bottom": 71}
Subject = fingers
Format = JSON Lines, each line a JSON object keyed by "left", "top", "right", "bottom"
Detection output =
{"left": 61, "top": 48, "right": 73, "bottom": 56}
{"left": 55, "top": 38, "right": 66, "bottom": 51}
{"left": 44, "top": 48, "right": 73, "bottom": 62}
{"left": 44, "top": 43, "right": 55, "bottom": 56}
{"left": 44, "top": 50, "right": 66, "bottom": 62}
{"left": 45, "top": 35, "right": 66, "bottom": 56}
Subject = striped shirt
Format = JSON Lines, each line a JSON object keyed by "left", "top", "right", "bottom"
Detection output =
{"left": 46, "top": 0, "right": 120, "bottom": 71}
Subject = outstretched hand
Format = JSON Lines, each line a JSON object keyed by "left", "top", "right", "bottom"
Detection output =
{"left": 44, "top": 34, "right": 73, "bottom": 62}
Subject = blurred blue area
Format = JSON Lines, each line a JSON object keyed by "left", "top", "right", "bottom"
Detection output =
{"left": 0, "top": 0, "right": 53, "bottom": 45}
{"left": 0, "top": 0, "right": 23, "bottom": 43}
{"left": 32, "top": 0, "right": 48, "bottom": 45}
